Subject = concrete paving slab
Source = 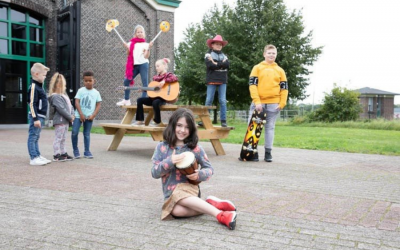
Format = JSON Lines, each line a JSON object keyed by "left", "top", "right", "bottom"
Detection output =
{"left": 0, "top": 129, "right": 399, "bottom": 249}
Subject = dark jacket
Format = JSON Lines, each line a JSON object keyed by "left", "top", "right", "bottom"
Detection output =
{"left": 48, "top": 94, "right": 74, "bottom": 126}
{"left": 205, "top": 50, "right": 229, "bottom": 84}
{"left": 27, "top": 79, "right": 48, "bottom": 121}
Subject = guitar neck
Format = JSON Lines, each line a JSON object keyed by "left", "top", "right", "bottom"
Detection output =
{"left": 124, "top": 86, "right": 158, "bottom": 91}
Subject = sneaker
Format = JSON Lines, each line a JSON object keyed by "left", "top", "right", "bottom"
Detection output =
{"left": 221, "top": 121, "right": 227, "bottom": 127}
{"left": 264, "top": 151, "right": 272, "bottom": 162}
{"left": 131, "top": 121, "right": 145, "bottom": 126}
{"left": 84, "top": 151, "right": 93, "bottom": 159}
{"left": 149, "top": 120, "right": 161, "bottom": 127}
{"left": 206, "top": 196, "right": 236, "bottom": 211}
{"left": 39, "top": 155, "right": 51, "bottom": 164}
{"left": 116, "top": 99, "right": 131, "bottom": 106}
{"left": 30, "top": 157, "right": 47, "bottom": 166}
{"left": 216, "top": 211, "right": 237, "bottom": 230}
{"left": 238, "top": 152, "right": 259, "bottom": 162}
{"left": 73, "top": 149, "right": 81, "bottom": 159}
{"left": 61, "top": 153, "right": 74, "bottom": 161}
{"left": 53, "top": 154, "right": 66, "bottom": 162}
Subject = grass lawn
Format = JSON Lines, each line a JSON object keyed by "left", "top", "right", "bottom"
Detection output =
{"left": 91, "top": 121, "right": 400, "bottom": 156}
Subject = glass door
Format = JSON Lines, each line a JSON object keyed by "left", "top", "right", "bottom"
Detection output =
{"left": 0, "top": 59, "right": 27, "bottom": 124}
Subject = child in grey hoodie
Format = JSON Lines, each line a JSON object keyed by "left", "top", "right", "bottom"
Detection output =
{"left": 48, "top": 73, "right": 75, "bottom": 162}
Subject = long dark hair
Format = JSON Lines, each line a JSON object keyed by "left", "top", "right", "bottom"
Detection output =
{"left": 163, "top": 108, "right": 198, "bottom": 149}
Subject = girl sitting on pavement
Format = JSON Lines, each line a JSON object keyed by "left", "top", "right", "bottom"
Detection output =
{"left": 151, "top": 108, "right": 237, "bottom": 230}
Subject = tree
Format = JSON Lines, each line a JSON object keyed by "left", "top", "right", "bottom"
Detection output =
{"left": 175, "top": 0, "right": 322, "bottom": 107}
{"left": 313, "top": 85, "right": 362, "bottom": 122}
{"left": 174, "top": 24, "right": 207, "bottom": 105}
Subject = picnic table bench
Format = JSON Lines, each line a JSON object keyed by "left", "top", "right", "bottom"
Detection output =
{"left": 100, "top": 105, "right": 234, "bottom": 155}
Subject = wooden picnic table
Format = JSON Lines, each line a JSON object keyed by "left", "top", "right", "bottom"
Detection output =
{"left": 100, "top": 105, "right": 234, "bottom": 155}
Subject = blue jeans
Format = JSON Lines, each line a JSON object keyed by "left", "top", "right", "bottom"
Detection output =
{"left": 124, "top": 63, "right": 149, "bottom": 99}
{"left": 71, "top": 118, "right": 93, "bottom": 153}
{"left": 205, "top": 83, "right": 227, "bottom": 121}
{"left": 27, "top": 114, "right": 44, "bottom": 160}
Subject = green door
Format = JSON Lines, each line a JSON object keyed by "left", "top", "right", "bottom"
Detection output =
{"left": 0, "top": 59, "right": 27, "bottom": 123}
{"left": 0, "top": 4, "right": 45, "bottom": 124}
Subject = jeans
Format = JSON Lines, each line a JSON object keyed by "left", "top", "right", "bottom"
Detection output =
{"left": 136, "top": 97, "right": 165, "bottom": 123}
{"left": 248, "top": 103, "right": 280, "bottom": 149}
{"left": 71, "top": 118, "right": 93, "bottom": 153}
{"left": 205, "top": 83, "right": 227, "bottom": 121}
{"left": 27, "top": 114, "right": 44, "bottom": 160}
{"left": 124, "top": 63, "right": 149, "bottom": 99}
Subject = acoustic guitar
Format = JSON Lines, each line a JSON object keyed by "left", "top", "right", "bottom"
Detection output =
{"left": 117, "top": 81, "right": 180, "bottom": 103}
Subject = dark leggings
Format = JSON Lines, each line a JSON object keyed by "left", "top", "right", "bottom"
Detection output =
{"left": 135, "top": 97, "right": 166, "bottom": 123}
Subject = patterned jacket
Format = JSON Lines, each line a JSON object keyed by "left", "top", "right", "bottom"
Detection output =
{"left": 153, "top": 72, "right": 178, "bottom": 83}
{"left": 151, "top": 142, "right": 213, "bottom": 199}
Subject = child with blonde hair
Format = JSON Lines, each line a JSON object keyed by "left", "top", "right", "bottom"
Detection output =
{"left": 131, "top": 58, "right": 178, "bottom": 127}
{"left": 117, "top": 25, "right": 154, "bottom": 106}
{"left": 48, "top": 73, "right": 75, "bottom": 161}
{"left": 27, "top": 63, "right": 51, "bottom": 166}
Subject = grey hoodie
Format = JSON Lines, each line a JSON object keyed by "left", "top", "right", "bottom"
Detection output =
{"left": 48, "top": 94, "right": 74, "bottom": 126}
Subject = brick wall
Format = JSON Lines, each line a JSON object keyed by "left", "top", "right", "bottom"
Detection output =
{"left": 359, "top": 96, "right": 395, "bottom": 120}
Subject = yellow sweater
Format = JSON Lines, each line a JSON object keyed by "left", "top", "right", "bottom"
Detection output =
{"left": 249, "top": 61, "right": 288, "bottom": 109}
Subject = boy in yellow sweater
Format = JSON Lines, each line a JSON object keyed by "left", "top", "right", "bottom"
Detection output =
{"left": 247, "top": 44, "right": 288, "bottom": 162}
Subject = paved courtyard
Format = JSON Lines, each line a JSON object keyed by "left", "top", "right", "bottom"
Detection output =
{"left": 0, "top": 128, "right": 399, "bottom": 249}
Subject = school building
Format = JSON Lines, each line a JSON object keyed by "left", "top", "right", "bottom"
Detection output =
{"left": 355, "top": 87, "right": 399, "bottom": 120}
{"left": 0, "top": 0, "right": 180, "bottom": 125}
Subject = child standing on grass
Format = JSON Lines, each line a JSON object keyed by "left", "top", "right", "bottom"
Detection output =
{"left": 48, "top": 73, "right": 75, "bottom": 162}
{"left": 71, "top": 71, "right": 102, "bottom": 159}
{"left": 131, "top": 58, "right": 178, "bottom": 127}
{"left": 151, "top": 108, "right": 237, "bottom": 230}
{"left": 27, "top": 63, "right": 51, "bottom": 166}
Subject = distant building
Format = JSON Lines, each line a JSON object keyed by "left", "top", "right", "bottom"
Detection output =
{"left": 354, "top": 87, "right": 399, "bottom": 120}
{"left": 394, "top": 108, "right": 400, "bottom": 119}
{"left": 0, "top": 0, "right": 180, "bottom": 124}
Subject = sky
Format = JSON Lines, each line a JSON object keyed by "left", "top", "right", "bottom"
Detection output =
{"left": 174, "top": 0, "right": 400, "bottom": 105}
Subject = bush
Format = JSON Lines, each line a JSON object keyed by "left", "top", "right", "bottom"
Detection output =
{"left": 314, "top": 85, "right": 362, "bottom": 122}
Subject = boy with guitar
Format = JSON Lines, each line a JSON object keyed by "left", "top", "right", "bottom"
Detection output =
{"left": 131, "top": 58, "right": 179, "bottom": 127}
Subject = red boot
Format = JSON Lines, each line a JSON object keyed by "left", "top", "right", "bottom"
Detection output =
{"left": 206, "top": 196, "right": 236, "bottom": 211}
{"left": 217, "top": 211, "right": 237, "bottom": 230}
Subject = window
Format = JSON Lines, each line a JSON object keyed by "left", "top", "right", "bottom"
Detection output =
{"left": 10, "top": 9, "right": 25, "bottom": 23}
{"left": 30, "top": 27, "right": 43, "bottom": 42}
{"left": 30, "top": 43, "right": 43, "bottom": 57}
{"left": 12, "top": 40, "right": 26, "bottom": 55}
{"left": 12, "top": 24, "right": 26, "bottom": 39}
{"left": 368, "top": 97, "right": 373, "bottom": 111}
{"left": 0, "top": 22, "right": 7, "bottom": 37}
{"left": 0, "top": 39, "right": 7, "bottom": 54}
{"left": 0, "top": 6, "right": 45, "bottom": 60}
{"left": 29, "top": 15, "right": 41, "bottom": 26}
{"left": 0, "top": 6, "right": 7, "bottom": 20}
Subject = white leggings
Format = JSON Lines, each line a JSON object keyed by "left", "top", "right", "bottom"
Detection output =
{"left": 248, "top": 103, "right": 280, "bottom": 149}
{"left": 53, "top": 124, "right": 69, "bottom": 155}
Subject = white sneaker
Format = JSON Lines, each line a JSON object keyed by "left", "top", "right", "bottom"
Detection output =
{"left": 149, "top": 121, "right": 161, "bottom": 127}
{"left": 131, "top": 121, "right": 145, "bottom": 126}
{"left": 39, "top": 155, "right": 51, "bottom": 164}
{"left": 30, "top": 157, "right": 47, "bottom": 166}
{"left": 116, "top": 99, "right": 131, "bottom": 106}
